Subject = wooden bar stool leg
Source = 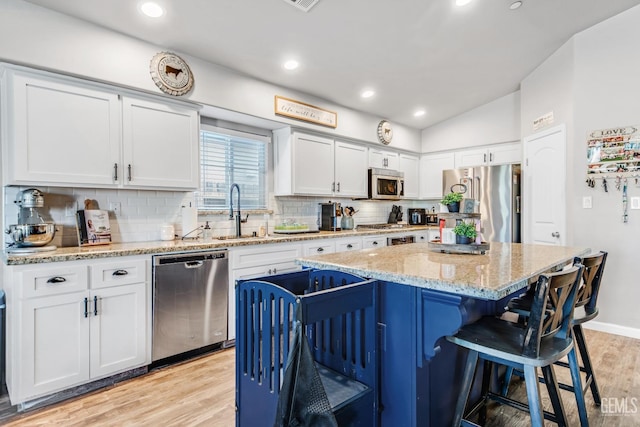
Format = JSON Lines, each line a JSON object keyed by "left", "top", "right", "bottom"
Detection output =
{"left": 574, "top": 325, "right": 601, "bottom": 405}
{"left": 567, "top": 346, "right": 590, "bottom": 427}
{"left": 541, "top": 365, "right": 568, "bottom": 427}
{"left": 453, "top": 350, "right": 479, "bottom": 427}
{"left": 523, "top": 365, "right": 545, "bottom": 427}
{"left": 478, "top": 360, "right": 493, "bottom": 425}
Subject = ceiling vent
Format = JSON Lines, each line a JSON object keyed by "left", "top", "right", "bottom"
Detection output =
{"left": 282, "top": 0, "right": 320, "bottom": 12}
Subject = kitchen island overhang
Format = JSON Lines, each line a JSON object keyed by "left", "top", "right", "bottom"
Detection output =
{"left": 296, "top": 242, "right": 591, "bottom": 300}
{"left": 294, "top": 242, "right": 591, "bottom": 426}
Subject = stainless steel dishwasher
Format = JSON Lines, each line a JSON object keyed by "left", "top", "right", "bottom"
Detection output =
{"left": 152, "top": 250, "right": 228, "bottom": 362}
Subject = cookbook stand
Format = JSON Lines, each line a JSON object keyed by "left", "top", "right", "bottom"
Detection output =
{"left": 428, "top": 213, "right": 490, "bottom": 255}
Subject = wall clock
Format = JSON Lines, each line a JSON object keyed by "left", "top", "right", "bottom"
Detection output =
{"left": 377, "top": 120, "right": 393, "bottom": 145}
{"left": 149, "top": 52, "right": 194, "bottom": 96}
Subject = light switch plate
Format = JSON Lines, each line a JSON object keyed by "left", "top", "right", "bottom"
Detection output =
{"left": 582, "top": 196, "right": 592, "bottom": 209}
{"left": 631, "top": 197, "right": 640, "bottom": 210}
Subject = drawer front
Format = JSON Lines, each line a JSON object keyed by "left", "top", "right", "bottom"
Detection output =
{"left": 21, "top": 265, "right": 88, "bottom": 298}
{"left": 362, "top": 236, "right": 387, "bottom": 249}
{"left": 90, "top": 259, "right": 147, "bottom": 289}
{"left": 335, "top": 239, "right": 362, "bottom": 252}
{"left": 302, "top": 241, "right": 336, "bottom": 256}
{"left": 231, "top": 243, "right": 302, "bottom": 269}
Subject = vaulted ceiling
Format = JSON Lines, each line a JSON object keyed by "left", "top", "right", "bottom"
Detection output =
{"left": 25, "top": 0, "right": 640, "bottom": 129}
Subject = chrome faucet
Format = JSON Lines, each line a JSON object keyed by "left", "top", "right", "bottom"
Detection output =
{"left": 229, "top": 183, "right": 243, "bottom": 238}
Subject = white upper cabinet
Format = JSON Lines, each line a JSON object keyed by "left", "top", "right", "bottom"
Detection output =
{"left": 454, "top": 142, "right": 521, "bottom": 168}
{"left": 369, "top": 148, "right": 399, "bottom": 170}
{"left": 419, "top": 152, "right": 455, "bottom": 199}
{"left": 3, "top": 71, "right": 121, "bottom": 186}
{"left": 121, "top": 97, "right": 199, "bottom": 189}
{"left": 1, "top": 66, "right": 200, "bottom": 190}
{"left": 334, "top": 140, "right": 368, "bottom": 197}
{"left": 274, "top": 130, "right": 367, "bottom": 198}
{"left": 399, "top": 153, "right": 420, "bottom": 199}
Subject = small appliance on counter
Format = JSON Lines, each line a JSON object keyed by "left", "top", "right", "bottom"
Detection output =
{"left": 319, "top": 202, "right": 341, "bottom": 231}
{"left": 5, "top": 188, "right": 57, "bottom": 253}
{"left": 426, "top": 207, "right": 439, "bottom": 225}
{"left": 408, "top": 208, "right": 427, "bottom": 225}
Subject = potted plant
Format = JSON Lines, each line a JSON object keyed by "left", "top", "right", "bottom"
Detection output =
{"left": 440, "top": 192, "right": 463, "bottom": 213}
{"left": 453, "top": 221, "right": 477, "bottom": 244}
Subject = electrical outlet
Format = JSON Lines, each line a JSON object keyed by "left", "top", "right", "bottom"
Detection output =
{"left": 65, "top": 201, "right": 78, "bottom": 217}
{"left": 631, "top": 197, "right": 640, "bottom": 210}
{"left": 582, "top": 196, "right": 592, "bottom": 209}
{"left": 110, "top": 202, "right": 121, "bottom": 215}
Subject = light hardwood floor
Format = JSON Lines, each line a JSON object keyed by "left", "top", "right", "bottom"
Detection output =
{"left": 3, "top": 329, "right": 640, "bottom": 426}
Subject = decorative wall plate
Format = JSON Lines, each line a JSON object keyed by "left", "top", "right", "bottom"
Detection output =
{"left": 377, "top": 120, "right": 393, "bottom": 145}
{"left": 149, "top": 52, "right": 194, "bottom": 96}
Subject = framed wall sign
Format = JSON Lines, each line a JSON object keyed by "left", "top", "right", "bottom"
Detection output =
{"left": 274, "top": 96, "right": 337, "bottom": 128}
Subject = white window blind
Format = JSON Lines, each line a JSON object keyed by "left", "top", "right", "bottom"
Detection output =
{"left": 198, "top": 125, "right": 268, "bottom": 210}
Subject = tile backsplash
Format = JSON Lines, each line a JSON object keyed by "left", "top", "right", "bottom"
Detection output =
{"left": 3, "top": 186, "right": 438, "bottom": 248}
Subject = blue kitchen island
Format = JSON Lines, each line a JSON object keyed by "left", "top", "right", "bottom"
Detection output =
{"left": 296, "top": 242, "right": 589, "bottom": 426}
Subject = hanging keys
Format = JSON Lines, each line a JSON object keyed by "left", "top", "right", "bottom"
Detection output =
{"left": 602, "top": 177, "right": 608, "bottom": 192}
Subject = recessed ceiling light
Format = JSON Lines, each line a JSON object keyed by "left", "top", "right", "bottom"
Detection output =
{"left": 509, "top": 1, "right": 523, "bottom": 10}
{"left": 413, "top": 110, "right": 426, "bottom": 117}
{"left": 361, "top": 90, "right": 375, "bottom": 98}
{"left": 455, "top": 0, "right": 473, "bottom": 6}
{"left": 283, "top": 60, "right": 299, "bottom": 70}
{"left": 139, "top": 2, "right": 164, "bottom": 18}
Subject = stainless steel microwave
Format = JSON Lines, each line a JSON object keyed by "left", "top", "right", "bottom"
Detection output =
{"left": 368, "top": 168, "right": 404, "bottom": 200}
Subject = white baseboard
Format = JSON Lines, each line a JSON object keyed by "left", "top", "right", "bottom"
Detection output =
{"left": 583, "top": 321, "right": 640, "bottom": 340}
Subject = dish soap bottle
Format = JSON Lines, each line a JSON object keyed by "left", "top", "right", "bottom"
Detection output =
{"left": 203, "top": 221, "right": 212, "bottom": 241}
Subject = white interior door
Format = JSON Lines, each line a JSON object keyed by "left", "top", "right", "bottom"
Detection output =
{"left": 523, "top": 124, "right": 566, "bottom": 245}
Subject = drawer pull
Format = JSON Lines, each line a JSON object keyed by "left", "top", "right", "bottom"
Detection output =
{"left": 347, "top": 244, "right": 353, "bottom": 249}
{"left": 47, "top": 276, "right": 66, "bottom": 284}
{"left": 372, "top": 241, "right": 378, "bottom": 246}
{"left": 317, "top": 247, "right": 324, "bottom": 252}
{"left": 112, "top": 269, "right": 129, "bottom": 276}
{"left": 84, "top": 297, "right": 89, "bottom": 318}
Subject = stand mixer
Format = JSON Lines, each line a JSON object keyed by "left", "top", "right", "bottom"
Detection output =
{"left": 5, "top": 188, "right": 56, "bottom": 252}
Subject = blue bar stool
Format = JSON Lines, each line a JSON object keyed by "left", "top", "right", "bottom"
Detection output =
{"left": 503, "top": 251, "right": 608, "bottom": 425}
{"left": 446, "top": 264, "right": 585, "bottom": 427}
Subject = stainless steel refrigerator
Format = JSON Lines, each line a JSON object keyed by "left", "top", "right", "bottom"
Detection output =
{"left": 442, "top": 164, "right": 521, "bottom": 243}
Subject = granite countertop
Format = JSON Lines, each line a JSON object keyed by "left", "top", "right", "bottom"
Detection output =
{"left": 2, "top": 225, "right": 436, "bottom": 265}
{"left": 297, "top": 242, "right": 590, "bottom": 300}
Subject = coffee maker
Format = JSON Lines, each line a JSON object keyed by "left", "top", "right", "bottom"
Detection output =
{"left": 319, "top": 202, "right": 341, "bottom": 231}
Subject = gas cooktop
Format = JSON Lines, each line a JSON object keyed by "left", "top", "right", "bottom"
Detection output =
{"left": 357, "top": 223, "right": 413, "bottom": 230}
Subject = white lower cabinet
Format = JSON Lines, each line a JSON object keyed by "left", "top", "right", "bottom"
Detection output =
{"left": 362, "top": 236, "right": 387, "bottom": 249}
{"left": 5, "top": 257, "right": 149, "bottom": 405}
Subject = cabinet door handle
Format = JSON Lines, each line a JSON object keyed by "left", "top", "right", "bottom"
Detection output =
{"left": 127, "top": 164, "right": 132, "bottom": 181}
{"left": 336, "top": 182, "right": 340, "bottom": 192}
{"left": 317, "top": 247, "right": 324, "bottom": 252}
{"left": 94, "top": 296, "right": 99, "bottom": 316}
{"left": 113, "top": 163, "right": 118, "bottom": 181}
{"left": 84, "top": 297, "right": 89, "bottom": 318}
{"left": 112, "top": 269, "right": 129, "bottom": 276}
{"left": 331, "top": 182, "right": 335, "bottom": 192}
{"left": 273, "top": 268, "right": 277, "bottom": 274}
{"left": 47, "top": 276, "right": 66, "bottom": 284}
{"left": 489, "top": 152, "right": 493, "bottom": 162}
{"left": 484, "top": 153, "right": 487, "bottom": 163}
{"left": 268, "top": 268, "right": 272, "bottom": 275}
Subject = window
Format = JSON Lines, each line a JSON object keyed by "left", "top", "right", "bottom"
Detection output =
{"left": 198, "top": 124, "right": 269, "bottom": 210}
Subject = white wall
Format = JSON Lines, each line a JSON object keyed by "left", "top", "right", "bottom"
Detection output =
{"left": 421, "top": 91, "right": 521, "bottom": 153}
{"left": 569, "top": 6, "right": 640, "bottom": 332}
